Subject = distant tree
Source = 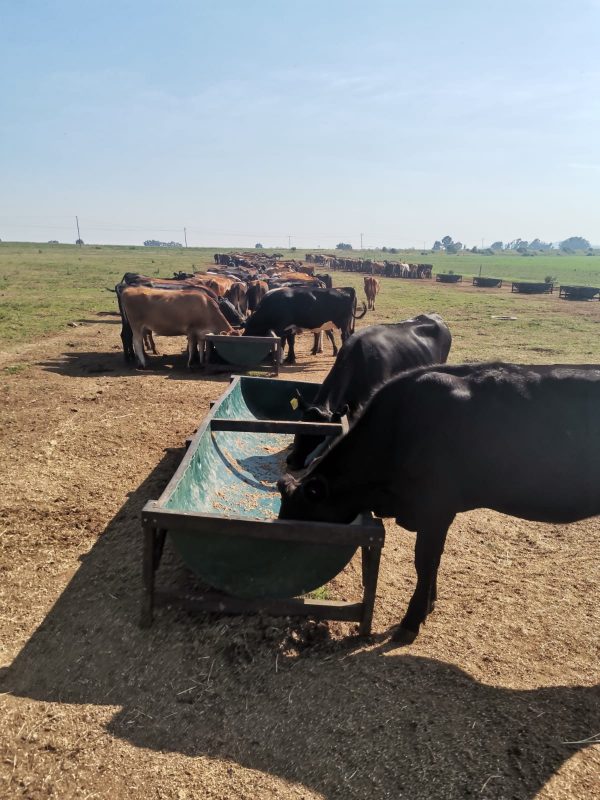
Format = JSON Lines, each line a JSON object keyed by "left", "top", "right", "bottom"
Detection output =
{"left": 255, "top": 242, "right": 264, "bottom": 249}
{"left": 471, "top": 246, "right": 478, "bottom": 253}
{"left": 560, "top": 236, "right": 590, "bottom": 251}
{"left": 335, "top": 242, "right": 353, "bottom": 250}
{"left": 381, "top": 246, "right": 388, "bottom": 252}
{"left": 445, "top": 243, "right": 459, "bottom": 254}
{"left": 432, "top": 240, "right": 442, "bottom": 251}
{"left": 490, "top": 241, "right": 503, "bottom": 251}
{"left": 47, "top": 240, "right": 59, "bottom": 244}
{"left": 389, "top": 247, "right": 398, "bottom": 254}
{"left": 441, "top": 235, "right": 454, "bottom": 249}
{"left": 76, "top": 238, "right": 84, "bottom": 245}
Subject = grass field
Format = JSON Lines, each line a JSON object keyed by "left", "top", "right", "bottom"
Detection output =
{"left": 1, "top": 242, "right": 599, "bottom": 363}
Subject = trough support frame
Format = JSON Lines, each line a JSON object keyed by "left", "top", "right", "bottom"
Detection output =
{"left": 199, "top": 334, "right": 282, "bottom": 376}
{"left": 140, "top": 524, "right": 384, "bottom": 636}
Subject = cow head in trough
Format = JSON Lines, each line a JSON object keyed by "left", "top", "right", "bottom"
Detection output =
{"left": 277, "top": 470, "right": 360, "bottom": 525}
{"left": 286, "top": 389, "right": 348, "bottom": 470}
{"left": 217, "top": 298, "right": 246, "bottom": 328}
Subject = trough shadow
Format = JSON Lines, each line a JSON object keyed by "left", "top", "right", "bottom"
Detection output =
{"left": 1, "top": 452, "right": 598, "bottom": 800}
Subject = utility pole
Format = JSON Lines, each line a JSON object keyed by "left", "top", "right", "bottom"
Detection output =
{"left": 75, "top": 215, "right": 81, "bottom": 245}
{"left": 481, "top": 237, "right": 484, "bottom": 250}
{"left": 184, "top": 227, "right": 188, "bottom": 248}
{"left": 288, "top": 235, "right": 291, "bottom": 249}
{"left": 360, "top": 232, "right": 363, "bottom": 250}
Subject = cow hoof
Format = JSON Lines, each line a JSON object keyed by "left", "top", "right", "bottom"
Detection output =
{"left": 390, "top": 625, "right": 418, "bottom": 645}
{"left": 284, "top": 358, "right": 296, "bottom": 365}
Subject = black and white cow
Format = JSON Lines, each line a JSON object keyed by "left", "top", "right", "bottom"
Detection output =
{"left": 279, "top": 363, "right": 600, "bottom": 644}
{"left": 287, "top": 314, "right": 452, "bottom": 469}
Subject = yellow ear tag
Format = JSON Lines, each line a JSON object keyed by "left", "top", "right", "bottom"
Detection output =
{"left": 290, "top": 397, "right": 299, "bottom": 410}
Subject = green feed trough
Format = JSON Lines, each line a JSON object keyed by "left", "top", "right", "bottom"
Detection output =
{"left": 141, "top": 376, "right": 385, "bottom": 632}
{"left": 200, "top": 333, "right": 281, "bottom": 374}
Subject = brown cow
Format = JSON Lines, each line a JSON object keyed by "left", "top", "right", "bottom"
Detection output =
{"left": 192, "top": 273, "right": 239, "bottom": 297}
{"left": 226, "top": 282, "right": 248, "bottom": 316}
{"left": 120, "top": 286, "right": 234, "bottom": 368}
{"left": 364, "top": 276, "right": 380, "bottom": 310}
{"left": 246, "top": 279, "right": 268, "bottom": 312}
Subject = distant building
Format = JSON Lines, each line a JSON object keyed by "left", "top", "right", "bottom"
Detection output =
{"left": 143, "top": 240, "right": 183, "bottom": 248}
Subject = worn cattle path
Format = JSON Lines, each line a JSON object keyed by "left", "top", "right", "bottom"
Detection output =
{"left": 0, "top": 317, "right": 598, "bottom": 799}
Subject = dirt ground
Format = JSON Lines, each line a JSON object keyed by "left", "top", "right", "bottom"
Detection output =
{"left": 0, "top": 312, "right": 598, "bottom": 800}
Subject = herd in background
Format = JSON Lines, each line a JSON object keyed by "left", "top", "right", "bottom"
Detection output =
{"left": 305, "top": 253, "right": 433, "bottom": 279}
{"left": 216, "top": 251, "right": 433, "bottom": 279}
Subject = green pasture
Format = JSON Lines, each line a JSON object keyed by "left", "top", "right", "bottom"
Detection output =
{"left": 0, "top": 242, "right": 598, "bottom": 364}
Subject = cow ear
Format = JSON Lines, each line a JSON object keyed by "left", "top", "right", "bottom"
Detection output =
{"left": 295, "top": 389, "right": 309, "bottom": 411}
{"left": 303, "top": 475, "right": 329, "bottom": 503}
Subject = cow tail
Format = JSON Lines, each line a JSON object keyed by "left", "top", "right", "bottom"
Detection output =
{"left": 353, "top": 301, "right": 368, "bottom": 320}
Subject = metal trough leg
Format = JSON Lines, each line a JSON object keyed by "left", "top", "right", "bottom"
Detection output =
{"left": 359, "top": 545, "right": 382, "bottom": 636}
{"left": 141, "top": 526, "right": 166, "bottom": 628}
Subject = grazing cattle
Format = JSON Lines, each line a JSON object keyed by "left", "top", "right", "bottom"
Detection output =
{"left": 286, "top": 314, "right": 452, "bottom": 469}
{"left": 243, "top": 286, "right": 367, "bottom": 364}
{"left": 279, "top": 362, "right": 600, "bottom": 643}
{"left": 119, "top": 286, "right": 234, "bottom": 368}
{"left": 364, "top": 276, "right": 380, "bottom": 310}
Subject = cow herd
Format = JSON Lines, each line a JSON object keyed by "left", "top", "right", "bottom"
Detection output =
{"left": 306, "top": 253, "right": 433, "bottom": 278}
{"left": 113, "top": 255, "right": 599, "bottom": 646}
{"left": 114, "top": 257, "right": 368, "bottom": 368}
{"left": 278, "top": 321, "right": 600, "bottom": 644}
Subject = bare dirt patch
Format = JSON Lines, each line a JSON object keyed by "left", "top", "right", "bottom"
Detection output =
{"left": 0, "top": 318, "right": 598, "bottom": 799}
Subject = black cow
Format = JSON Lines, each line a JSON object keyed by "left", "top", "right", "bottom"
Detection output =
{"left": 243, "top": 286, "right": 367, "bottom": 364}
{"left": 286, "top": 314, "right": 452, "bottom": 469}
{"left": 316, "top": 273, "right": 333, "bottom": 288}
{"left": 279, "top": 363, "right": 600, "bottom": 644}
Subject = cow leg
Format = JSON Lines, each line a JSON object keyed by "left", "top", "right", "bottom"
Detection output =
{"left": 311, "top": 332, "right": 323, "bottom": 355}
{"left": 187, "top": 334, "right": 199, "bottom": 368}
{"left": 324, "top": 330, "right": 338, "bottom": 355}
{"left": 144, "top": 331, "right": 158, "bottom": 355}
{"left": 121, "top": 320, "right": 135, "bottom": 363}
{"left": 132, "top": 331, "right": 147, "bottom": 369}
{"left": 391, "top": 523, "right": 450, "bottom": 644}
{"left": 284, "top": 333, "right": 296, "bottom": 364}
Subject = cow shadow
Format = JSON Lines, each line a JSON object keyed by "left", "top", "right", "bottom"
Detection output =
{"left": 38, "top": 350, "right": 235, "bottom": 383}
{"left": 1, "top": 453, "right": 598, "bottom": 799}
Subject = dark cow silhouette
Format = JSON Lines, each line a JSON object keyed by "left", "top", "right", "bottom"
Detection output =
{"left": 287, "top": 314, "right": 452, "bottom": 469}
{"left": 243, "top": 286, "right": 367, "bottom": 364}
{"left": 279, "top": 363, "right": 600, "bottom": 643}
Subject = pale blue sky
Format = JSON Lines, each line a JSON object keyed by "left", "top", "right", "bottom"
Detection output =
{"left": 2, "top": 0, "right": 599, "bottom": 248}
